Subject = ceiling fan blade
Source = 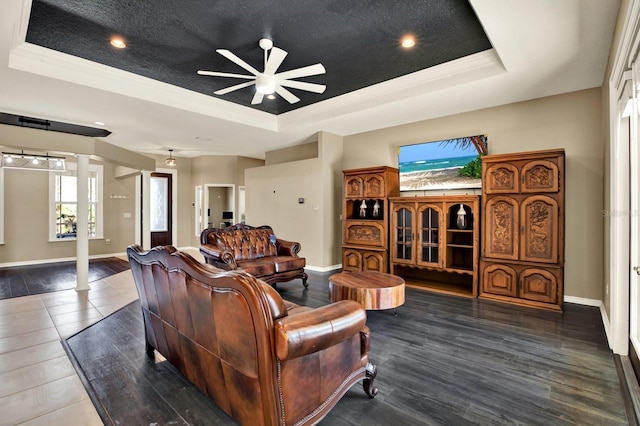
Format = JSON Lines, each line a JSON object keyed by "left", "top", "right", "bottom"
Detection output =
{"left": 275, "top": 86, "right": 300, "bottom": 104}
{"left": 275, "top": 63, "right": 326, "bottom": 80}
{"left": 216, "top": 49, "right": 261, "bottom": 75}
{"left": 251, "top": 92, "right": 264, "bottom": 105}
{"left": 197, "top": 70, "right": 255, "bottom": 80}
{"left": 278, "top": 80, "right": 326, "bottom": 94}
{"left": 264, "top": 47, "right": 288, "bottom": 75}
{"left": 214, "top": 80, "right": 256, "bottom": 95}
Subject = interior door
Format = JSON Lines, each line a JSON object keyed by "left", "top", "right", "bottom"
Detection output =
{"left": 150, "top": 172, "right": 172, "bottom": 247}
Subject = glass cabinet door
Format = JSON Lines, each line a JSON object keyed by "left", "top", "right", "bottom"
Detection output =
{"left": 393, "top": 206, "right": 413, "bottom": 262}
{"left": 418, "top": 206, "right": 440, "bottom": 266}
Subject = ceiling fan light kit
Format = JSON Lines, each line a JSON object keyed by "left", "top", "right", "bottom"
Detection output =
{"left": 255, "top": 75, "right": 276, "bottom": 94}
{"left": 198, "top": 38, "right": 326, "bottom": 105}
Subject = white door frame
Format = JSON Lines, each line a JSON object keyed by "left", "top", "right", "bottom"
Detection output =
{"left": 203, "top": 184, "right": 235, "bottom": 229}
{"left": 630, "top": 63, "right": 640, "bottom": 354}
{"left": 608, "top": 0, "right": 640, "bottom": 355}
{"left": 195, "top": 185, "right": 203, "bottom": 237}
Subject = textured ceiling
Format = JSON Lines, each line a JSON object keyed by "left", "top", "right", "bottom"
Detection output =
{"left": 0, "top": 1, "right": 620, "bottom": 159}
{"left": 25, "top": 0, "right": 492, "bottom": 115}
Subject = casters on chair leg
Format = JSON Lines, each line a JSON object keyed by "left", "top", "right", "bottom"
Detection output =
{"left": 363, "top": 362, "right": 378, "bottom": 398}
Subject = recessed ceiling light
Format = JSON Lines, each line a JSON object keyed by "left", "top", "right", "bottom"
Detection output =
{"left": 94, "top": 121, "right": 105, "bottom": 126}
{"left": 401, "top": 36, "right": 416, "bottom": 49}
{"left": 266, "top": 94, "right": 276, "bottom": 100}
{"left": 110, "top": 37, "right": 127, "bottom": 49}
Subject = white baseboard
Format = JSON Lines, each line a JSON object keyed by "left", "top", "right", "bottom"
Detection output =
{"left": 563, "top": 295, "right": 602, "bottom": 307}
{"left": 305, "top": 264, "right": 342, "bottom": 273}
{"left": 599, "top": 301, "right": 613, "bottom": 349}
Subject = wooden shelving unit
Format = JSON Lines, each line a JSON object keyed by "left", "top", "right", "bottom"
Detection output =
{"left": 480, "top": 149, "right": 565, "bottom": 311}
{"left": 389, "top": 195, "right": 480, "bottom": 297}
{"left": 342, "top": 166, "right": 399, "bottom": 273}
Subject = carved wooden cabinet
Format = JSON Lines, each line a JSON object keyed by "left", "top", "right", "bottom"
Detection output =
{"left": 342, "top": 166, "right": 399, "bottom": 272}
{"left": 480, "top": 149, "right": 565, "bottom": 311}
{"left": 389, "top": 195, "right": 480, "bottom": 297}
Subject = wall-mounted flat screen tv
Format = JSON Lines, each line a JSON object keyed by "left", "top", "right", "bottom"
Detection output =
{"left": 398, "top": 135, "right": 487, "bottom": 192}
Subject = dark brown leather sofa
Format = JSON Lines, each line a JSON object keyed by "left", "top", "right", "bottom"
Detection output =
{"left": 127, "top": 244, "right": 377, "bottom": 426}
{"left": 200, "top": 224, "right": 308, "bottom": 288}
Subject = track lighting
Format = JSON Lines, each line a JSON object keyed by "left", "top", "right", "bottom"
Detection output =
{"left": 1, "top": 150, "right": 66, "bottom": 171}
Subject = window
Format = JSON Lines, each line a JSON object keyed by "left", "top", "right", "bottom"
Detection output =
{"left": 49, "top": 163, "right": 103, "bottom": 240}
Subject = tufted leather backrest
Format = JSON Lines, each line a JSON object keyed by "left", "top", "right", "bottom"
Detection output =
{"left": 127, "top": 245, "right": 284, "bottom": 426}
{"left": 203, "top": 224, "right": 278, "bottom": 260}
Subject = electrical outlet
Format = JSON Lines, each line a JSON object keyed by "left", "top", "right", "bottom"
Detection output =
{"left": 105, "top": 238, "right": 111, "bottom": 245}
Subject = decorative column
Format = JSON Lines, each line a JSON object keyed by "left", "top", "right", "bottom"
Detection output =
{"left": 142, "top": 170, "right": 151, "bottom": 249}
{"left": 75, "top": 154, "right": 90, "bottom": 291}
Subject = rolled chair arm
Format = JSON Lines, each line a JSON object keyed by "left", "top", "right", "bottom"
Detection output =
{"left": 274, "top": 300, "right": 366, "bottom": 360}
{"left": 200, "top": 244, "right": 237, "bottom": 269}
{"left": 276, "top": 238, "right": 301, "bottom": 256}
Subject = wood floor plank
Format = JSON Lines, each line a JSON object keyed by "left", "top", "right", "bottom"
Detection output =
{"left": 65, "top": 270, "right": 629, "bottom": 425}
{"left": 0, "top": 258, "right": 130, "bottom": 300}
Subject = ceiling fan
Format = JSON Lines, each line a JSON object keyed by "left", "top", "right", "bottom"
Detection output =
{"left": 197, "top": 39, "right": 326, "bottom": 105}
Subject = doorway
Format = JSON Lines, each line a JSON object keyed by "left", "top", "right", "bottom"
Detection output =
{"left": 203, "top": 184, "right": 235, "bottom": 229}
{"left": 150, "top": 172, "right": 172, "bottom": 246}
{"left": 136, "top": 168, "right": 177, "bottom": 249}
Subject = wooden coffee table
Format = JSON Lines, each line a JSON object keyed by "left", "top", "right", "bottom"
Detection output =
{"left": 329, "top": 271, "right": 405, "bottom": 313}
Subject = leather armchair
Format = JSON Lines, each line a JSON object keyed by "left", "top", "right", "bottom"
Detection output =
{"left": 127, "top": 245, "right": 377, "bottom": 426}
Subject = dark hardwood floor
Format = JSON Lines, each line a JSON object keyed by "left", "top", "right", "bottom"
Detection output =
{"left": 64, "top": 270, "right": 629, "bottom": 425}
{"left": 0, "top": 257, "right": 130, "bottom": 299}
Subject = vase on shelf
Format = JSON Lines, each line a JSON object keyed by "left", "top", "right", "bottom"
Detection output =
{"left": 372, "top": 200, "right": 380, "bottom": 218}
{"left": 456, "top": 204, "right": 467, "bottom": 229}
{"left": 359, "top": 200, "right": 367, "bottom": 218}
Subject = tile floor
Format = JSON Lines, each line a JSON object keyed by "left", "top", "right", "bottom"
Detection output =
{"left": 0, "top": 250, "right": 203, "bottom": 426}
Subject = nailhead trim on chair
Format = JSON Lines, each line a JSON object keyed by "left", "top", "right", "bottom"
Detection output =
{"left": 292, "top": 366, "right": 367, "bottom": 426}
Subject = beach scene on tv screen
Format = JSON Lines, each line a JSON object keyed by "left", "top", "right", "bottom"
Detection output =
{"left": 398, "top": 135, "right": 487, "bottom": 191}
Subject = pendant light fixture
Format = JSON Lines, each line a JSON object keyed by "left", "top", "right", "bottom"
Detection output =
{"left": 165, "top": 149, "right": 176, "bottom": 166}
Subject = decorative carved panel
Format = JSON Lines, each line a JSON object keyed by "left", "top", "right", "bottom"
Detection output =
{"left": 521, "top": 160, "right": 559, "bottom": 193}
{"left": 481, "top": 263, "right": 517, "bottom": 297}
{"left": 520, "top": 195, "right": 558, "bottom": 264}
{"left": 342, "top": 249, "right": 362, "bottom": 271}
{"left": 345, "top": 222, "right": 385, "bottom": 246}
{"left": 345, "top": 177, "right": 364, "bottom": 198}
{"left": 363, "top": 174, "right": 385, "bottom": 198}
{"left": 520, "top": 268, "right": 557, "bottom": 303}
{"left": 484, "top": 164, "right": 519, "bottom": 194}
{"left": 363, "top": 252, "right": 385, "bottom": 272}
{"left": 484, "top": 196, "right": 519, "bottom": 260}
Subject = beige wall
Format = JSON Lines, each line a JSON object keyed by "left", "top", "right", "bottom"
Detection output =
{"left": 318, "top": 132, "right": 344, "bottom": 266}
{"left": 243, "top": 132, "right": 343, "bottom": 269}
{"left": 343, "top": 88, "right": 605, "bottom": 300}
{"left": 265, "top": 142, "right": 318, "bottom": 165}
{"left": 245, "top": 158, "right": 324, "bottom": 267}
{"left": 0, "top": 161, "right": 139, "bottom": 263}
